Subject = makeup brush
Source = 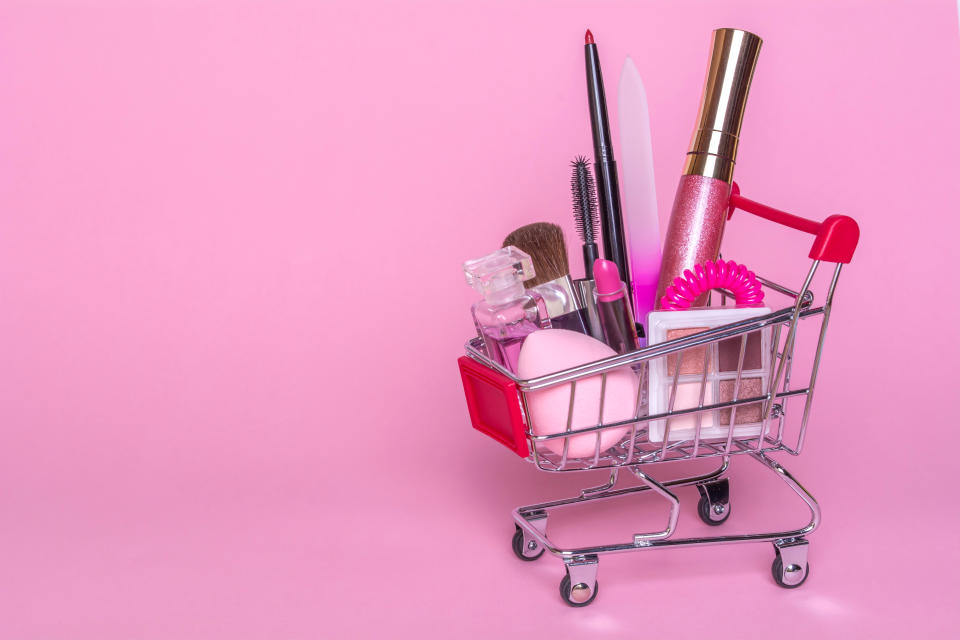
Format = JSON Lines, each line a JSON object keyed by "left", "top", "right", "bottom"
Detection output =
{"left": 503, "top": 223, "right": 572, "bottom": 288}
{"left": 571, "top": 156, "right": 600, "bottom": 279}
{"left": 502, "top": 223, "right": 588, "bottom": 334}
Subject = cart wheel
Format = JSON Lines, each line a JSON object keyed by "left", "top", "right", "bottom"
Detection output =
{"left": 512, "top": 526, "right": 544, "bottom": 561}
{"left": 697, "top": 493, "right": 730, "bottom": 526}
{"left": 560, "top": 573, "right": 599, "bottom": 607}
{"left": 772, "top": 551, "right": 809, "bottom": 588}
{"left": 696, "top": 478, "right": 730, "bottom": 526}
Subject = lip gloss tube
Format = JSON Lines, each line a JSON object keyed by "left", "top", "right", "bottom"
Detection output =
{"left": 656, "top": 29, "right": 762, "bottom": 307}
{"left": 594, "top": 259, "right": 640, "bottom": 355}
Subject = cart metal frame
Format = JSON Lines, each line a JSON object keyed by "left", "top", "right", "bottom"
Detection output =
{"left": 458, "top": 187, "right": 858, "bottom": 605}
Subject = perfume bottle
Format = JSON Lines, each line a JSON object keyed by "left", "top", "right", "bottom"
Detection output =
{"left": 464, "top": 246, "right": 551, "bottom": 374}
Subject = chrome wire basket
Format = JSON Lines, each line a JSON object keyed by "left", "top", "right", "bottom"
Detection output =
{"left": 457, "top": 186, "right": 859, "bottom": 606}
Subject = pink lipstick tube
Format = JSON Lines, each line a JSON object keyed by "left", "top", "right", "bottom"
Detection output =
{"left": 594, "top": 259, "right": 640, "bottom": 355}
{"left": 656, "top": 29, "right": 762, "bottom": 307}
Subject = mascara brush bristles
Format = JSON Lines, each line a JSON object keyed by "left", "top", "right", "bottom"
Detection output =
{"left": 571, "top": 156, "right": 599, "bottom": 244}
{"left": 571, "top": 157, "right": 600, "bottom": 279}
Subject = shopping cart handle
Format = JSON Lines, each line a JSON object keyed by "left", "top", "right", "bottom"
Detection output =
{"left": 727, "top": 182, "right": 859, "bottom": 264}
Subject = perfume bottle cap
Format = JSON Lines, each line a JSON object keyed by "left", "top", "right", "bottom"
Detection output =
{"left": 464, "top": 246, "right": 537, "bottom": 303}
{"left": 683, "top": 28, "right": 762, "bottom": 183}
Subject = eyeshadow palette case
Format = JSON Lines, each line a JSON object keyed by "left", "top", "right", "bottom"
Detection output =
{"left": 647, "top": 307, "right": 772, "bottom": 442}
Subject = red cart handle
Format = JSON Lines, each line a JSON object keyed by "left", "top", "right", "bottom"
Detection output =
{"left": 727, "top": 182, "right": 859, "bottom": 264}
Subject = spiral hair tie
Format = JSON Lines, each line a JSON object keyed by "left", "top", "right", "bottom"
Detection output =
{"left": 659, "top": 259, "right": 764, "bottom": 310}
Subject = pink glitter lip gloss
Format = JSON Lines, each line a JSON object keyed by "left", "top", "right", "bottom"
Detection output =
{"left": 656, "top": 29, "right": 763, "bottom": 307}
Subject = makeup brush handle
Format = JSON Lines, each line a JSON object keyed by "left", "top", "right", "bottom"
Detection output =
{"left": 582, "top": 242, "right": 599, "bottom": 279}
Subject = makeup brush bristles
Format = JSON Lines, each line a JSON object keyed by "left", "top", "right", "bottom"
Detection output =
{"left": 571, "top": 156, "right": 600, "bottom": 244}
{"left": 502, "top": 222, "right": 571, "bottom": 287}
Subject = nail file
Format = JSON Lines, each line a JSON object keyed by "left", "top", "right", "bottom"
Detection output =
{"left": 618, "top": 56, "right": 661, "bottom": 340}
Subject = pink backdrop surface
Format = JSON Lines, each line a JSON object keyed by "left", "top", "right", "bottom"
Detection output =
{"left": 1, "top": 0, "right": 958, "bottom": 637}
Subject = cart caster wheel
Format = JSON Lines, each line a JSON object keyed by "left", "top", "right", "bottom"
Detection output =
{"left": 772, "top": 554, "right": 809, "bottom": 588}
{"left": 696, "top": 479, "right": 730, "bottom": 526}
{"left": 560, "top": 573, "right": 598, "bottom": 607}
{"left": 512, "top": 526, "right": 544, "bottom": 561}
{"left": 772, "top": 540, "right": 810, "bottom": 588}
{"left": 697, "top": 494, "right": 730, "bottom": 525}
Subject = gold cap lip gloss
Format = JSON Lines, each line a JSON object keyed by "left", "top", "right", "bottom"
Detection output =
{"left": 655, "top": 28, "right": 763, "bottom": 308}
{"left": 682, "top": 28, "right": 763, "bottom": 183}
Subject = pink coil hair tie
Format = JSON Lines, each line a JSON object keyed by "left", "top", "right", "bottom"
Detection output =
{"left": 659, "top": 259, "right": 764, "bottom": 310}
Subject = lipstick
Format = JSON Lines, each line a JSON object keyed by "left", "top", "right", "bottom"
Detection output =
{"left": 584, "top": 30, "right": 631, "bottom": 313}
{"left": 594, "top": 259, "right": 640, "bottom": 355}
{"left": 656, "top": 28, "right": 762, "bottom": 307}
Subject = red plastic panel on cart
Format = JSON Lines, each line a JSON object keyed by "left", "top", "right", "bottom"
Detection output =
{"left": 457, "top": 356, "right": 528, "bottom": 457}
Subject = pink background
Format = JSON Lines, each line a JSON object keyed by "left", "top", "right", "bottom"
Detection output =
{"left": 1, "top": 0, "right": 958, "bottom": 637}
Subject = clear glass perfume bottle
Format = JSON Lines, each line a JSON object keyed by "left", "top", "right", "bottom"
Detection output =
{"left": 464, "top": 246, "right": 551, "bottom": 374}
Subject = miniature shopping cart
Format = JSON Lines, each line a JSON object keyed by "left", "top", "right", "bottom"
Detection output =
{"left": 458, "top": 185, "right": 859, "bottom": 606}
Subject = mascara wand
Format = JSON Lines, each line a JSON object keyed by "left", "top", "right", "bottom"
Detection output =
{"left": 571, "top": 156, "right": 600, "bottom": 279}
{"left": 570, "top": 156, "right": 604, "bottom": 340}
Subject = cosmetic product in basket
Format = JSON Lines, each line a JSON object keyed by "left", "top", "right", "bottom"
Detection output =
{"left": 584, "top": 29, "right": 631, "bottom": 309}
{"left": 646, "top": 306, "right": 771, "bottom": 443}
{"left": 502, "top": 223, "right": 588, "bottom": 334}
{"left": 593, "top": 259, "right": 640, "bottom": 355}
{"left": 570, "top": 157, "right": 604, "bottom": 340}
{"left": 517, "top": 329, "right": 636, "bottom": 459}
{"left": 618, "top": 56, "right": 661, "bottom": 332}
{"left": 660, "top": 259, "right": 764, "bottom": 310}
{"left": 656, "top": 28, "right": 762, "bottom": 308}
{"left": 464, "top": 246, "right": 551, "bottom": 374}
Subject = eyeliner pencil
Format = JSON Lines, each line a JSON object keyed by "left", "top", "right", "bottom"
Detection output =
{"left": 584, "top": 29, "right": 632, "bottom": 312}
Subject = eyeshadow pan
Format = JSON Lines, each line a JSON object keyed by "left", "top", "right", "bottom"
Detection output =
{"left": 666, "top": 327, "right": 711, "bottom": 375}
{"left": 718, "top": 330, "right": 763, "bottom": 372}
{"left": 717, "top": 378, "right": 764, "bottom": 424}
{"left": 665, "top": 382, "right": 714, "bottom": 432}
{"left": 648, "top": 307, "right": 773, "bottom": 443}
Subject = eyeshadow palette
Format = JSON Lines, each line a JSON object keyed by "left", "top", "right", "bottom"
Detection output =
{"left": 646, "top": 307, "right": 772, "bottom": 443}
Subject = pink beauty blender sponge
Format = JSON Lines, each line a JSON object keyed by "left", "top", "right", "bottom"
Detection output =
{"left": 517, "top": 329, "right": 638, "bottom": 458}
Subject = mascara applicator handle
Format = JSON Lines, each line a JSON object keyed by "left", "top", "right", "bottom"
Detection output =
{"left": 582, "top": 242, "right": 599, "bottom": 279}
